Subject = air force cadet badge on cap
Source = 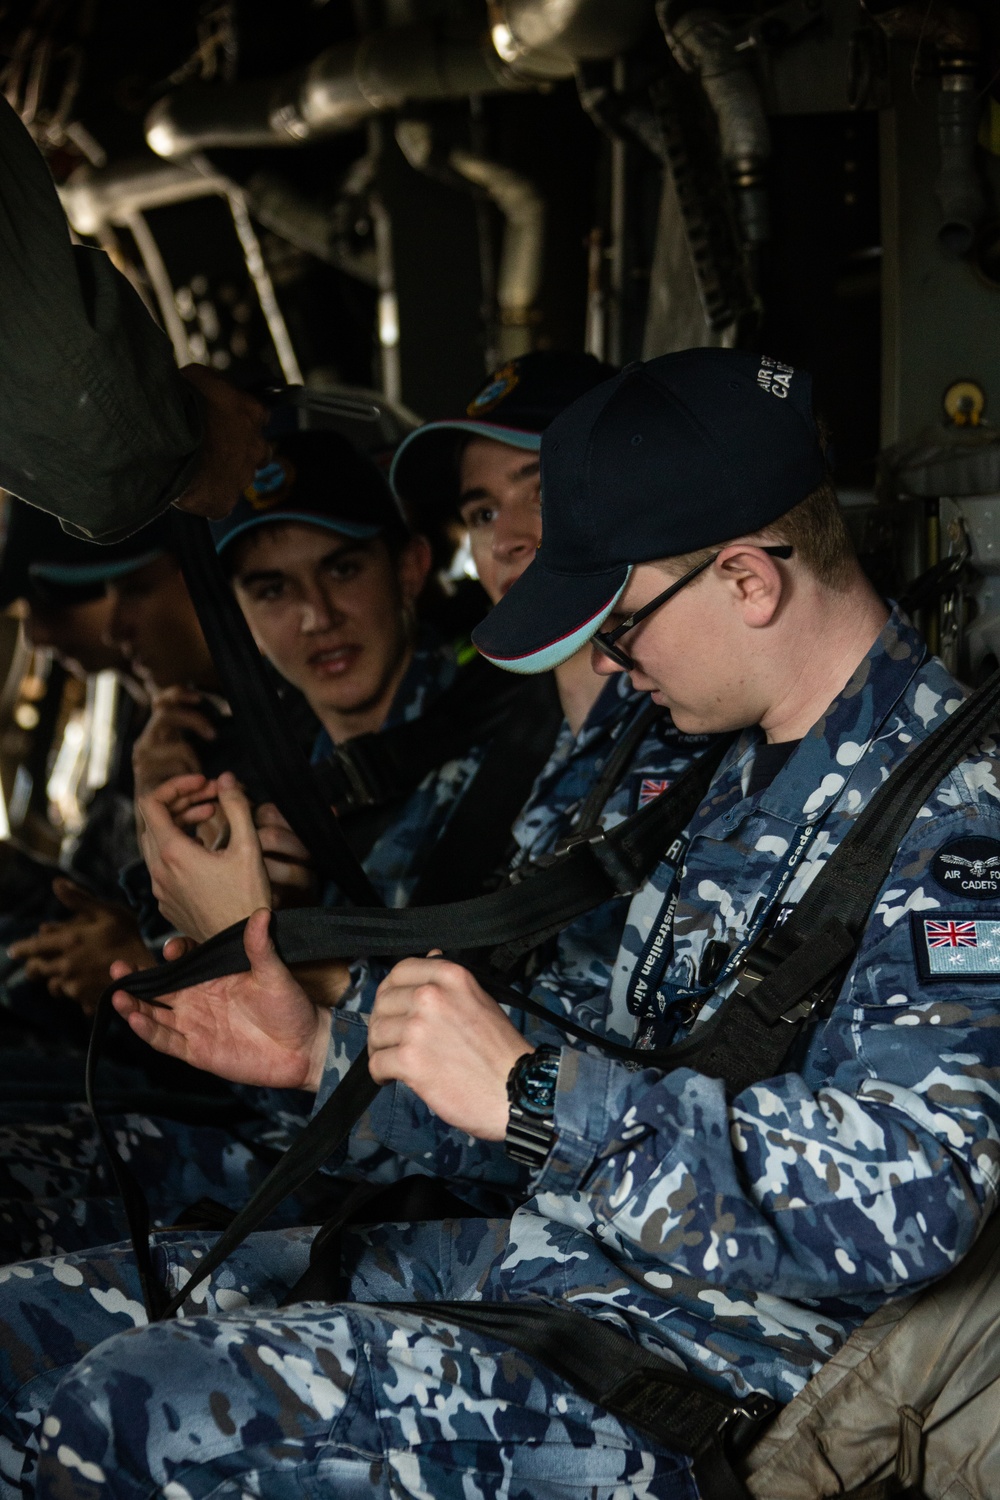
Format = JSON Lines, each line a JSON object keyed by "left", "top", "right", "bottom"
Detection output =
{"left": 244, "top": 458, "right": 295, "bottom": 509}
{"left": 468, "top": 362, "right": 521, "bottom": 416}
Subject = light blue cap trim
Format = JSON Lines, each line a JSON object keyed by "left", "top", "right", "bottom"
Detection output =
{"left": 478, "top": 572, "right": 631, "bottom": 675}
{"left": 390, "top": 421, "right": 541, "bottom": 496}
{"left": 29, "top": 550, "right": 165, "bottom": 586}
{"left": 215, "top": 512, "right": 382, "bottom": 554}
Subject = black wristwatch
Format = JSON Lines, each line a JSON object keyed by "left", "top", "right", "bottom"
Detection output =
{"left": 505, "top": 1046, "right": 560, "bottom": 1170}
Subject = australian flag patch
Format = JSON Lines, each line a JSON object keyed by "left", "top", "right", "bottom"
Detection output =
{"left": 638, "top": 778, "right": 672, "bottom": 808}
{"left": 912, "top": 913, "right": 1000, "bottom": 981}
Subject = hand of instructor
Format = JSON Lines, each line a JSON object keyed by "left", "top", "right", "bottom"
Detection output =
{"left": 173, "top": 366, "right": 270, "bottom": 521}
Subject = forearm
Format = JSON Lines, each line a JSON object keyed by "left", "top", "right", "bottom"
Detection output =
{"left": 314, "top": 1004, "right": 525, "bottom": 1192}
{"left": 535, "top": 1049, "right": 992, "bottom": 1300}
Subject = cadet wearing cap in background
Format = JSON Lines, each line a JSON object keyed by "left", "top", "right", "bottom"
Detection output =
{"left": 2, "top": 348, "right": 1000, "bottom": 1500}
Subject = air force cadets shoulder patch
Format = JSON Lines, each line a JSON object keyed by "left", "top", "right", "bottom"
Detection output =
{"left": 912, "top": 912, "right": 1000, "bottom": 981}
{"left": 931, "top": 836, "right": 1000, "bottom": 900}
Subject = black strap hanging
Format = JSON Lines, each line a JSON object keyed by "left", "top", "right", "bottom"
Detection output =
{"left": 170, "top": 512, "right": 383, "bottom": 908}
{"left": 105, "top": 742, "right": 728, "bottom": 1006}
{"left": 313, "top": 654, "right": 541, "bottom": 814}
{"left": 408, "top": 673, "right": 565, "bottom": 906}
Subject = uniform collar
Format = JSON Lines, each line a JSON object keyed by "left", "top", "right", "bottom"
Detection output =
{"left": 693, "top": 606, "right": 927, "bottom": 837}
{"left": 310, "top": 632, "right": 455, "bottom": 761}
{"left": 382, "top": 631, "right": 456, "bottom": 728}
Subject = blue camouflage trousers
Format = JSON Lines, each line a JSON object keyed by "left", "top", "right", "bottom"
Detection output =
{"left": 0, "top": 1110, "right": 293, "bottom": 1262}
{"left": 0, "top": 1220, "right": 698, "bottom": 1500}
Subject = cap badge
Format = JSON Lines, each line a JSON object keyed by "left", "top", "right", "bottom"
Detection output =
{"left": 244, "top": 458, "right": 295, "bottom": 509}
{"left": 756, "top": 355, "right": 795, "bottom": 400}
{"left": 468, "top": 361, "right": 520, "bottom": 416}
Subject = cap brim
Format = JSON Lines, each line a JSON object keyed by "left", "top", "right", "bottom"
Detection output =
{"left": 390, "top": 421, "right": 541, "bottom": 515}
{"left": 472, "top": 557, "right": 631, "bottom": 674}
{"left": 215, "top": 513, "right": 382, "bottom": 554}
{"left": 29, "top": 549, "right": 166, "bottom": 587}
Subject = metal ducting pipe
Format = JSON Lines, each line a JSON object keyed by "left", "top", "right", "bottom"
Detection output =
{"left": 146, "top": 6, "right": 656, "bottom": 159}
{"left": 487, "top": 0, "right": 652, "bottom": 81}
{"left": 935, "top": 53, "right": 983, "bottom": 258}
{"left": 58, "top": 156, "right": 229, "bottom": 236}
{"left": 395, "top": 120, "right": 544, "bottom": 361}
{"left": 659, "top": 4, "right": 770, "bottom": 246}
{"left": 860, "top": 0, "right": 983, "bottom": 258}
{"left": 449, "top": 150, "right": 543, "bottom": 359}
{"left": 146, "top": 25, "right": 520, "bottom": 157}
{"left": 243, "top": 171, "right": 378, "bottom": 283}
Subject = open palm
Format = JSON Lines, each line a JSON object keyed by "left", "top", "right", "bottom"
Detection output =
{"left": 111, "top": 908, "right": 332, "bottom": 1091}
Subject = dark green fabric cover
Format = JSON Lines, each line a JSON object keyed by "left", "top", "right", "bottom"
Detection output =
{"left": 0, "top": 97, "right": 203, "bottom": 541}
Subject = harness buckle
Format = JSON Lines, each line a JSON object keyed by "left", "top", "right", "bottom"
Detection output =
{"left": 733, "top": 1392, "right": 777, "bottom": 1423}
{"left": 509, "top": 827, "right": 604, "bottom": 885}
{"left": 330, "top": 746, "right": 381, "bottom": 810}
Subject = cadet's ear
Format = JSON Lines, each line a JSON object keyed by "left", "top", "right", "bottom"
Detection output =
{"left": 714, "top": 545, "right": 785, "bottom": 629}
{"left": 395, "top": 533, "right": 433, "bottom": 606}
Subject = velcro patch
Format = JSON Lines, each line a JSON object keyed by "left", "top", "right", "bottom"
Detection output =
{"left": 638, "top": 777, "right": 672, "bottom": 808}
{"left": 931, "top": 837, "right": 1000, "bottom": 901}
{"left": 911, "top": 913, "right": 1000, "bottom": 982}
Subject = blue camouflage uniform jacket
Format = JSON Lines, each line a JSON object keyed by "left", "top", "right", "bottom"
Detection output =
{"left": 323, "top": 671, "right": 715, "bottom": 1192}
{"left": 311, "top": 636, "right": 485, "bottom": 909}
{"left": 318, "top": 611, "right": 1000, "bottom": 1405}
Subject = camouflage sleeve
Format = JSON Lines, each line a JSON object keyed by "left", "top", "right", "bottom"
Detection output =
{"left": 533, "top": 808, "right": 1000, "bottom": 1303}
{"left": 0, "top": 98, "right": 202, "bottom": 540}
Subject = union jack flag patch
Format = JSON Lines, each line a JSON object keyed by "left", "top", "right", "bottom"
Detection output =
{"left": 925, "top": 920, "right": 978, "bottom": 948}
{"left": 638, "top": 778, "right": 672, "bottom": 807}
{"left": 912, "top": 913, "right": 1000, "bottom": 981}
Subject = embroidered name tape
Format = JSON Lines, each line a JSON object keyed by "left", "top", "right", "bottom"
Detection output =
{"left": 912, "top": 912, "right": 1000, "bottom": 981}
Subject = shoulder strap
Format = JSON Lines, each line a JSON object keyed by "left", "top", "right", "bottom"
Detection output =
{"left": 667, "top": 666, "right": 1000, "bottom": 1096}
{"left": 108, "top": 742, "right": 729, "bottom": 1007}
{"left": 574, "top": 700, "right": 663, "bottom": 832}
{"left": 121, "top": 670, "right": 1000, "bottom": 1321}
{"left": 313, "top": 655, "right": 535, "bottom": 814}
{"left": 171, "top": 513, "right": 382, "bottom": 908}
{"left": 408, "top": 674, "right": 564, "bottom": 906}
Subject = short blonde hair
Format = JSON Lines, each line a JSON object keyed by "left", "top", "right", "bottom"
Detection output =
{"left": 661, "top": 475, "right": 855, "bottom": 590}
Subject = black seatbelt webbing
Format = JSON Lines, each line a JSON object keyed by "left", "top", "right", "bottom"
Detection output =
{"left": 408, "top": 673, "right": 564, "bottom": 906}
{"left": 313, "top": 654, "right": 533, "bottom": 814}
{"left": 104, "top": 742, "right": 726, "bottom": 1008}
{"left": 371, "top": 1299, "right": 773, "bottom": 1482}
{"left": 89, "top": 745, "right": 726, "bottom": 1316}
{"left": 170, "top": 512, "right": 382, "bottom": 908}
{"left": 664, "top": 663, "right": 1000, "bottom": 1096}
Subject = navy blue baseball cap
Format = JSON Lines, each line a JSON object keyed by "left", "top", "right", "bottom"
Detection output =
{"left": 212, "top": 429, "right": 409, "bottom": 561}
{"left": 0, "top": 500, "right": 169, "bottom": 607}
{"left": 472, "top": 349, "right": 828, "bottom": 673}
{"left": 390, "top": 351, "right": 618, "bottom": 523}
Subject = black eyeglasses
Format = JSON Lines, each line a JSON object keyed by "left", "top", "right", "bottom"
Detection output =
{"left": 593, "top": 545, "right": 793, "bottom": 671}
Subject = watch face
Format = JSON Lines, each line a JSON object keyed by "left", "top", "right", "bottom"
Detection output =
{"left": 518, "top": 1050, "right": 560, "bottom": 1117}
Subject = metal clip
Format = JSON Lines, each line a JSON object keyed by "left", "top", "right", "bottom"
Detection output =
{"left": 733, "top": 1392, "right": 777, "bottom": 1423}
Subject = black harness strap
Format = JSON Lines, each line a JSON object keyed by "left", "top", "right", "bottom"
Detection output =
{"left": 408, "top": 673, "right": 565, "bottom": 906}
{"left": 663, "top": 664, "right": 1000, "bottom": 1097}
{"left": 89, "top": 747, "right": 726, "bottom": 1317}
{"left": 312, "top": 654, "right": 534, "bottom": 814}
{"left": 574, "top": 700, "right": 664, "bottom": 832}
{"left": 170, "top": 512, "right": 382, "bottom": 908}
{"left": 104, "top": 743, "right": 728, "bottom": 1004}
{"left": 98, "top": 668, "right": 1000, "bottom": 1495}
{"left": 372, "top": 1298, "right": 773, "bottom": 1496}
